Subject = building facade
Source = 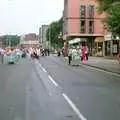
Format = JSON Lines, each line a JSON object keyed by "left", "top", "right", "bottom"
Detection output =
{"left": 20, "top": 33, "right": 39, "bottom": 48}
{"left": 63, "top": 0, "right": 105, "bottom": 56}
{"left": 104, "top": 33, "right": 120, "bottom": 57}
{"left": 39, "top": 25, "right": 49, "bottom": 49}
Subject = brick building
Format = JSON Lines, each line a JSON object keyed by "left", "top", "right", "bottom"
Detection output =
{"left": 63, "top": 0, "right": 105, "bottom": 56}
{"left": 20, "top": 33, "right": 40, "bottom": 48}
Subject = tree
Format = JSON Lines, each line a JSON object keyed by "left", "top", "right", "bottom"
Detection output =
{"left": 103, "top": 3, "right": 120, "bottom": 37}
{"left": 97, "top": 0, "right": 120, "bottom": 12}
{"left": 97, "top": 0, "right": 120, "bottom": 37}
{"left": 46, "top": 18, "right": 63, "bottom": 49}
{"left": 2, "top": 35, "right": 20, "bottom": 47}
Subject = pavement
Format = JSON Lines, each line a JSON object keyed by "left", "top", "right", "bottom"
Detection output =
{"left": 61, "top": 56, "right": 120, "bottom": 74}
{"left": 0, "top": 55, "right": 120, "bottom": 120}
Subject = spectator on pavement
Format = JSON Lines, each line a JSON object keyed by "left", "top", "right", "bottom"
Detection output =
{"left": 85, "top": 46, "right": 89, "bottom": 60}
{"left": 81, "top": 46, "right": 86, "bottom": 63}
{"left": 79, "top": 46, "right": 82, "bottom": 61}
{"left": 68, "top": 48, "right": 72, "bottom": 65}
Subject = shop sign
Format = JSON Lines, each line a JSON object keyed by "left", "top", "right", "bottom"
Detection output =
{"left": 69, "top": 38, "right": 81, "bottom": 45}
{"left": 104, "top": 34, "right": 112, "bottom": 41}
{"left": 95, "top": 37, "right": 104, "bottom": 43}
{"left": 69, "top": 38, "right": 87, "bottom": 45}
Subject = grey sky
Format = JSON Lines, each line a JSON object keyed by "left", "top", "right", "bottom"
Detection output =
{"left": 0, "top": 0, "right": 64, "bottom": 35}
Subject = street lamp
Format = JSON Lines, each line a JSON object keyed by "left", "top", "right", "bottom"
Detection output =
{"left": 49, "top": 27, "right": 51, "bottom": 51}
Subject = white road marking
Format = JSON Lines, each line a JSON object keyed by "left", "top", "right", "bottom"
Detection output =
{"left": 36, "top": 61, "right": 47, "bottom": 73}
{"left": 81, "top": 64, "right": 120, "bottom": 77}
{"left": 48, "top": 75, "right": 58, "bottom": 87}
{"left": 38, "top": 63, "right": 42, "bottom": 68}
{"left": 62, "top": 93, "right": 87, "bottom": 120}
{"left": 41, "top": 67, "right": 47, "bottom": 73}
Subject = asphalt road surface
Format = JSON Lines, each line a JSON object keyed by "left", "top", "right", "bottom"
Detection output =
{"left": 0, "top": 55, "right": 120, "bottom": 120}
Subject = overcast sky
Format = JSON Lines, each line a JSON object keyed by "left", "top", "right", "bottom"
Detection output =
{"left": 0, "top": 0, "right": 64, "bottom": 35}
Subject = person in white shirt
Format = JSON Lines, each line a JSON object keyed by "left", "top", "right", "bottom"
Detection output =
{"left": 68, "top": 48, "right": 72, "bottom": 65}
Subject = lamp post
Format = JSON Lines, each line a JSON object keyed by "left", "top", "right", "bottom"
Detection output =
{"left": 49, "top": 27, "right": 51, "bottom": 51}
{"left": 9, "top": 36, "right": 11, "bottom": 48}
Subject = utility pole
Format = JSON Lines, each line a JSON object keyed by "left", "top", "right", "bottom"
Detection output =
{"left": 9, "top": 36, "right": 11, "bottom": 48}
{"left": 49, "top": 27, "right": 51, "bottom": 51}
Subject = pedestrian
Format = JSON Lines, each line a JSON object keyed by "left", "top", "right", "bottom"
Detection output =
{"left": 42, "top": 49, "right": 45, "bottom": 56}
{"left": 85, "top": 46, "right": 89, "bottom": 60}
{"left": 48, "top": 49, "right": 50, "bottom": 56}
{"left": 81, "top": 46, "right": 86, "bottom": 63}
{"left": 45, "top": 49, "right": 47, "bottom": 56}
{"left": 57, "top": 49, "right": 61, "bottom": 57}
{"left": 36, "top": 48, "right": 40, "bottom": 59}
{"left": 79, "top": 46, "right": 82, "bottom": 62}
{"left": 68, "top": 48, "right": 72, "bottom": 65}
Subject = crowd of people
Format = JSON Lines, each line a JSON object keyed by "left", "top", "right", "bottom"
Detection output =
{"left": 29, "top": 48, "right": 50, "bottom": 59}
{"left": 68, "top": 46, "right": 89, "bottom": 65}
{"left": 67, "top": 46, "right": 120, "bottom": 65}
{"left": 0, "top": 47, "right": 50, "bottom": 64}
{"left": 0, "top": 46, "right": 120, "bottom": 65}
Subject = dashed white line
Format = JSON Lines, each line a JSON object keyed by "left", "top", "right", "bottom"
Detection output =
{"left": 41, "top": 67, "right": 47, "bottom": 73}
{"left": 62, "top": 93, "right": 87, "bottom": 120}
{"left": 37, "top": 61, "right": 47, "bottom": 73}
{"left": 38, "top": 63, "right": 42, "bottom": 68}
{"left": 48, "top": 75, "right": 58, "bottom": 87}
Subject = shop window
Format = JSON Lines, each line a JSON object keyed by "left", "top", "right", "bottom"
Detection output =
{"left": 80, "top": 5, "right": 86, "bottom": 18}
{"left": 80, "top": 20, "right": 86, "bottom": 33}
{"left": 88, "top": 21, "right": 94, "bottom": 33}
{"left": 88, "top": 5, "right": 94, "bottom": 18}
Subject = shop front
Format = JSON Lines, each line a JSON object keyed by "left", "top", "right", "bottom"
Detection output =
{"left": 104, "top": 34, "right": 120, "bottom": 57}
{"left": 95, "top": 37, "right": 104, "bottom": 57}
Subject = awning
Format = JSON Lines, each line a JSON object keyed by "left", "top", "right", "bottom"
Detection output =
{"left": 69, "top": 38, "right": 87, "bottom": 45}
{"left": 69, "top": 38, "right": 80, "bottom": 44}
{"left": 95, "top": 37, "right": 104, "bottom": 43}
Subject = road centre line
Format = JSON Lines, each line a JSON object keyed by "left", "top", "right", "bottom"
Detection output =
{"left": 62, "top": 93, "right": 87, "bottom": 120}
{"left": 36, "top": 60, "right": 86, "bottom": 120}
{"left": 38, "top": 63, "right": 42, "bottom": 67}
{"left": 37, "top": 62, "right": 58, "bottom": 87}
{"left": 48, "top": 75, "right": 58, "bottom": 87}
{"left": 38, "top": 63, "right": 47, "bottom": 73}
{"left": 41, "top": 67, "right": 47, "bottom": 73}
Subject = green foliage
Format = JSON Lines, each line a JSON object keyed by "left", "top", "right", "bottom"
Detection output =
{"left": 2, "top": 35, "right": 20, "bottom": 47}
{"left": 97, "top": 0, "right": 120, "bottom": 12}
{"left": 97, "top": 0, "right": 120, "bottom": 36}
{"left": 46, "top": 18, "right": 63, "bottom": 49}
{"left": 104, "top": 3, "right": 120, "bottom": 36}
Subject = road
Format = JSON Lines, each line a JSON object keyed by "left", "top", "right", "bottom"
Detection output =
{"left": 0, "top": 55, "right": 120, "bottom": 120}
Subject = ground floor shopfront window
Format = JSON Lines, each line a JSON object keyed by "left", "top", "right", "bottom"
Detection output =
{"left": 113, "top": 40, "right": 120, "bottom": 56}
{"left": 105, "top": 40, "right": 120, "bottom": 56}
{"left": 95, "top": 42, "right": 103, "bottom": 56}
{"left": 105, "top": 41, "right": 111, "bottom": 56}
{"left": 94, "top": 37, "right": 104, "bottom": 57}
